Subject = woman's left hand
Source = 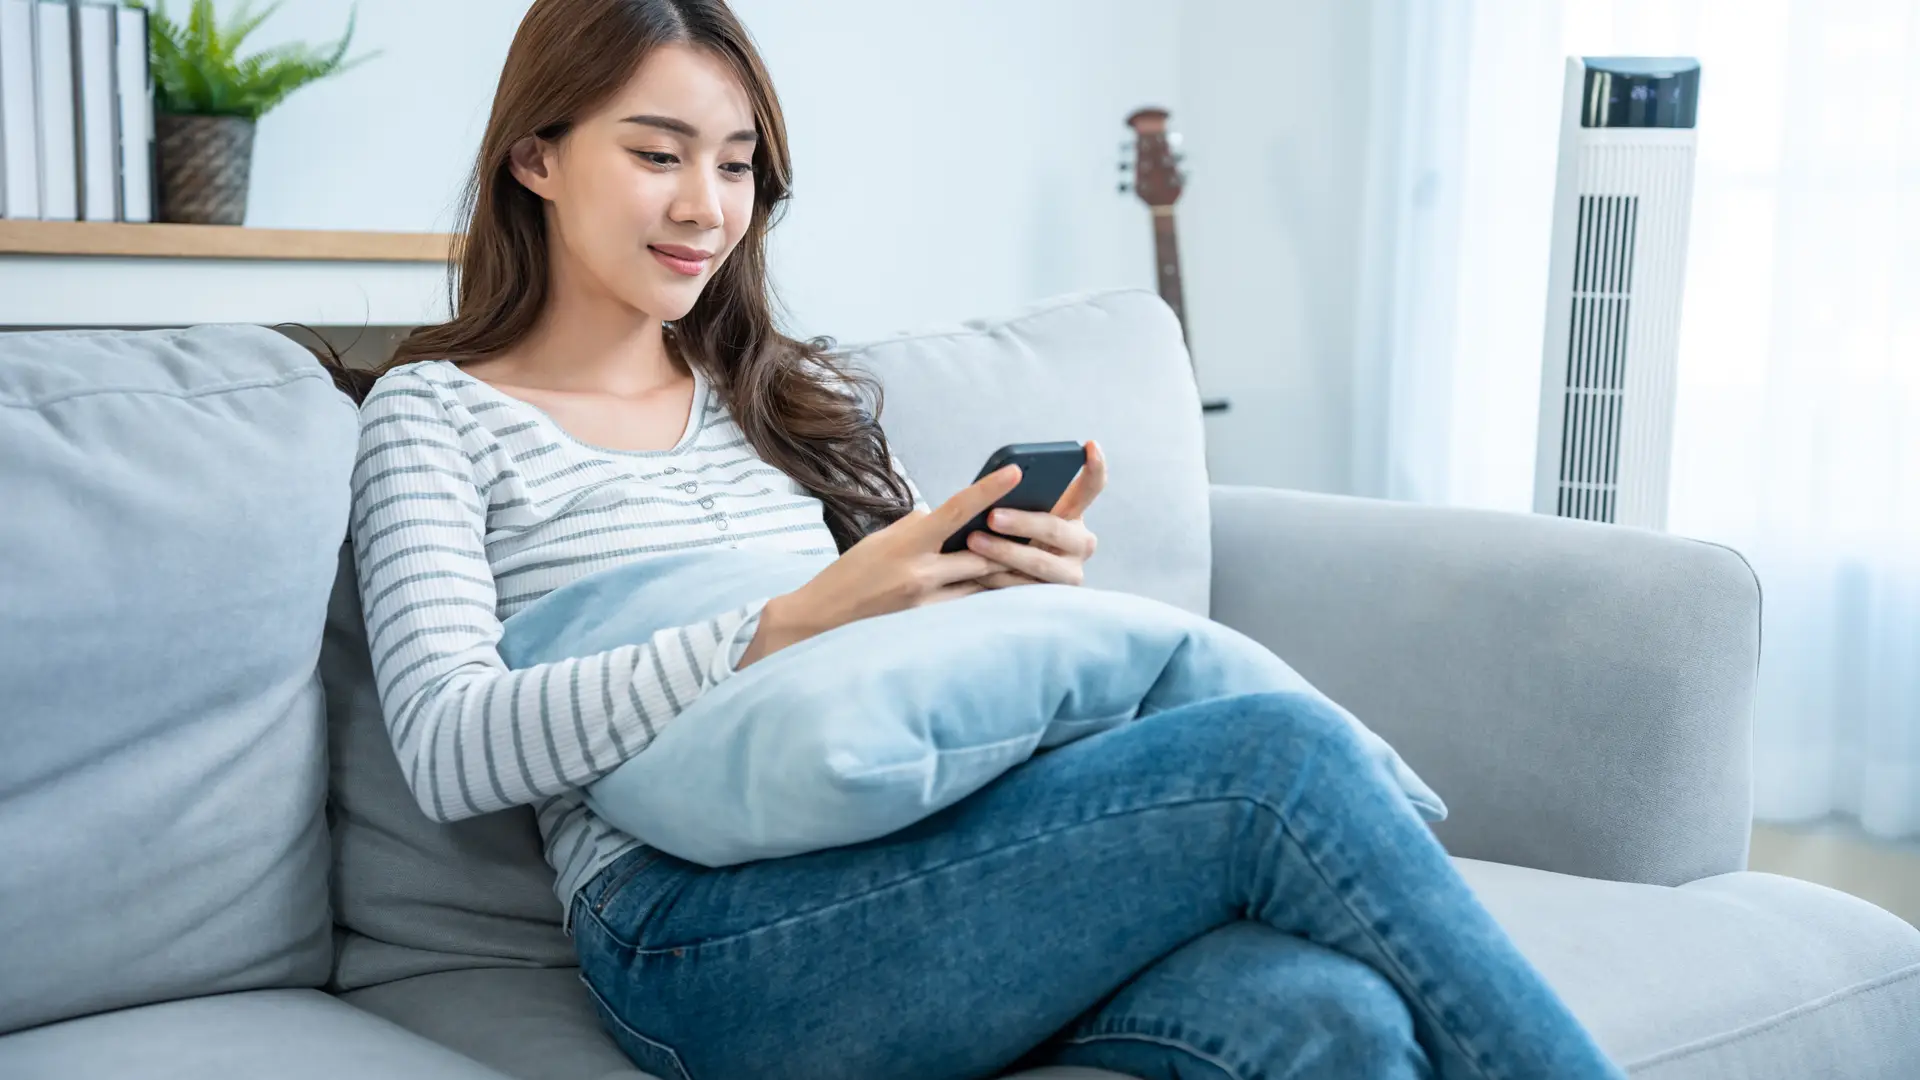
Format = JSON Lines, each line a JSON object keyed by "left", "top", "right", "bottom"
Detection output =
{"left": 967, "top": 440, "right": 1106, "bottom": 589}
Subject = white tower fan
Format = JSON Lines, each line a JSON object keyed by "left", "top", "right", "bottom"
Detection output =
{"left": 1533, "top": 57, "right": 1701, "bottom": 530}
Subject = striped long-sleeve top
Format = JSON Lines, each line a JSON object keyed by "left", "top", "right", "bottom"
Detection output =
{"left": 349, "top": 358, "right": 922, "bottom": 924}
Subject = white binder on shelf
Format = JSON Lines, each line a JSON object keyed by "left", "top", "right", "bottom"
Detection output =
{"left": 0, "top": 0, "right": 40, "bottom": 218}
{"left": 32, "top": 0, "right": 74, "bottom": 221}
{"left": 114, "top": 2, "right": 148, "bottom": 221}
{"left": 74, "top": 0, "right": 110, "bottom": 219}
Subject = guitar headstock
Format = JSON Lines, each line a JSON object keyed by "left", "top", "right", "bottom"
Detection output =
{"left": 1120, "top": 107, "right": 1185, "bottom": 209}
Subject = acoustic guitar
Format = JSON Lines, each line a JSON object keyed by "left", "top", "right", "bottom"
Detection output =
{"left": 1121, "top": 107, "right": 1229, "bottom": 414}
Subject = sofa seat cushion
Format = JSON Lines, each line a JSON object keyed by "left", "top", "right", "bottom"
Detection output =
{"left": 349, "top": 861, "right": 1920, "bottom": 1080}
{"left": 343, "top": 967, "right": 1133, "bottom": 1080}
{"left": 1459, "top": 858, "right": 1920, "bottom": 1078}
{"left": 0, "top": 990, "right": 513, "bottom": 1080}
{"left": 344, "top": 968, "right": 643, "bottom": 1080}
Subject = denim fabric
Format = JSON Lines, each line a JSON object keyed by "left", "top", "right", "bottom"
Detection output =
{"left": 572, "top": 692, "right": 1624, "bottom": 1080}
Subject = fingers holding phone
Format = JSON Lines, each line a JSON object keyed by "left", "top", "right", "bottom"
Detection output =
{"left": 967, "top": 506, "right": 1099, "bottom": 588}
{"left": 958, "top": 440, "right": 1105, "bottom": 590}
{"left": 742, "top": 447, "right": 1102, "bottom": 667}
{"left": 939, "top": 441, "right": 1089, "bottom": 553}
{"left": 1050, "top": 439, "right": 1108, "bottom": 521}
{"left": 918, "top": 462, "right": 1024, "bottom": 553}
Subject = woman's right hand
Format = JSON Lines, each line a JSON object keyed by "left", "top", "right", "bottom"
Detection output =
{"left": 738, "top": 465, "right": 1023, "bottom": 667}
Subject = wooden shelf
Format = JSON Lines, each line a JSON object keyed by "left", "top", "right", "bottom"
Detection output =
{"left": 0, "top": 220, "right": 453, "bottom": 263}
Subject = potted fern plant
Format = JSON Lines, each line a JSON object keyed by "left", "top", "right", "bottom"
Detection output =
{"left": 136, "top": 1, "right": 373, "bottom": 225}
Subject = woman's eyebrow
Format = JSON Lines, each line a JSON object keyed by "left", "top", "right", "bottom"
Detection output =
{"left": 620, "top": 114, "right": 758, "bottom": 143}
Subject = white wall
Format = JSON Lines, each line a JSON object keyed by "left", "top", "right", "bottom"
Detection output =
{"left": 1174, "top": 1, "right": 1375, "bottom": 491}
{"left": 239, "top": 1, "right": 1368, "bottom": 490}
{"left": 242, "top": 3, "right": 523, "bottom": 234}
{"left": 735, "top": 0, "right": 1175, "bottom": 341}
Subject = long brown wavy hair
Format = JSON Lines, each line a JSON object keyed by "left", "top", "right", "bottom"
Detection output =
{"left": 327, "top": 0, "right": 914, "bottom": 551}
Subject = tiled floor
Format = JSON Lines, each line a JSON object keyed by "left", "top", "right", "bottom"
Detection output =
{"left": 1750, "top": 820, "right": 1920, "bottom": 926}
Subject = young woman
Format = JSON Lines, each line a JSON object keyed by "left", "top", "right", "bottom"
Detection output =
{"left": 340, "top": 2, "right": 1625, "bottom": 1078}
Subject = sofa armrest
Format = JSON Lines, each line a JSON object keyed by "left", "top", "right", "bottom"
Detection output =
{"left": 1208, "top": 484, "right": 1761, "bottom": 886}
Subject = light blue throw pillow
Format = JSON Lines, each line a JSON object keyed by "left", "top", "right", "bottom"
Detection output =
{"left": 499, "top": 549, "right": 1444, "bottom": 867}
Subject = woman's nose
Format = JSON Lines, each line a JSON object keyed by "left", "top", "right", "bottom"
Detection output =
{"left": 671, "top": 170, "right": 725, "bottom": 231}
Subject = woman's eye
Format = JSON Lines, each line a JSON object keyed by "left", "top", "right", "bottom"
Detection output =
{"left": 721, "top": 162, "right": 753, "bottom": 178}
{"left": 633, "top": 151, "right": 679, "bottom": 167}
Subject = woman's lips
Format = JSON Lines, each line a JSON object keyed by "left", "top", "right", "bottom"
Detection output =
{"left": 649, "top": 245, "right": 710, "bottom": 277}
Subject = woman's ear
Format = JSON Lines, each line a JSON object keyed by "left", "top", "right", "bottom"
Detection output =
{"left": 508, "top": 135, "right": 559, "bottom": 200}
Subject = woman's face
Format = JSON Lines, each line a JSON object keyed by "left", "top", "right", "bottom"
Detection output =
{"left": 512, "top": 43, "right": 758, "bottom": 322}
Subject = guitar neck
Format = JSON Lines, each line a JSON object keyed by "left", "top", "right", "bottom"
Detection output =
{"left": 1151, "top": 208, "right": 1188, "bottom": 338}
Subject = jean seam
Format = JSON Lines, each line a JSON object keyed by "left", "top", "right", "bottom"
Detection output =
{"left": 1058, "top": 1029, "right": 1246, "bottom": 1080}
{"left": 1277, "top": 812, "right": 1497, "bottom": 1080}
{"left": 576, "top": 969, "right": 693, "bottom": 1080}
{"left": 591, "top": 849, "right": 663, "bottom": 915}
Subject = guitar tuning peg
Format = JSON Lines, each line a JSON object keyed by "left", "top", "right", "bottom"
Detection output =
{"left": 1118, "top": 161, "right": 1133, "bottom": 173}
{"left": 1118, "top": 181, "right": 1132, "bottom": 195}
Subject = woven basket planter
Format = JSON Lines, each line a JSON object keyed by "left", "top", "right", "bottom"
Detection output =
{"left": 155, "top": 114, "right": 256, "bottom": 226}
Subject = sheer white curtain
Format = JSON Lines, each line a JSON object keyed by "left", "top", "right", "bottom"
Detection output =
{"left": 1350, "top": 0, "right": 1472, "bottom": 504}
{"left": 1357, "top": 0, "right": 1920, "bottom": 839}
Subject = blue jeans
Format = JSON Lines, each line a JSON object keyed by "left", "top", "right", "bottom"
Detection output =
{"left": 571, "top": 692, "right": 1624, "bottom": 1080}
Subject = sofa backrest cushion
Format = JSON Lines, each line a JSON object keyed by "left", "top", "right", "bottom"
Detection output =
{"left": 0, "top": 326, "right": 348, "bottom": 1033}
{"left": 323, "top": 547, "right": 577, "bottom": 992}
{"left": 850, "top": 289, "right": 1212, "bottom": 617}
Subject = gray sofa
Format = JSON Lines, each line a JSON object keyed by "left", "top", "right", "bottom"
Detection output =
{"left": 2, "top": 290, "right": 1917, "bottom": 1080}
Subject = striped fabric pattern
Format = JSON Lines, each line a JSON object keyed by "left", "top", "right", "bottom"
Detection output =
{"left": 349, "top": 358, "right": 911, "bottom": 921}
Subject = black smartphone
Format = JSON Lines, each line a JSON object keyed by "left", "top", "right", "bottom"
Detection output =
{"left": 940, "top": 441, "right": 1088, "bottom": 554}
